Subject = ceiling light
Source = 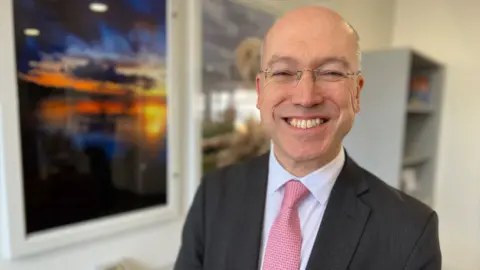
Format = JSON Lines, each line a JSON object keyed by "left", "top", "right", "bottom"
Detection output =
{"left": 89, "top": 2, "right": 108, "bottom": 13}
{"left": 24, "top": 28, "right": 40, "bottom": 36}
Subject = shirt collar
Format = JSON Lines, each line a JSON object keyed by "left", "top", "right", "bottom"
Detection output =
{"left": 267, "top": 144, "right": 345, "bottom": 205}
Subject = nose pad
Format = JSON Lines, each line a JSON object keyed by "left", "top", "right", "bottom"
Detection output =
{"left": 294, "top": 69, "right": 319, "bottom": 87}
{"left": 294, "top": 70, "right": 315, "bottom": 88}
{"left": 292, "top": 71, "right": 318, "bottom": 107}
{"left": 295, "top": 70, "right": 303, "bottom": 84}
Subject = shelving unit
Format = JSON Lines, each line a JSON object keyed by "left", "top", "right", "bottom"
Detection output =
{"left": 343, "top": 48, "right": 444, "bottom": 207}
{"left": 407, "top": 103, "right": 433, "bottom": 114}
{"left": 403, "top": 154, "right": 429, "bottom": 167}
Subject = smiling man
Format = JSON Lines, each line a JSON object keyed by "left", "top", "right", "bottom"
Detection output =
{"left": 174, "top": 6, "right": 441, "bottom": 270}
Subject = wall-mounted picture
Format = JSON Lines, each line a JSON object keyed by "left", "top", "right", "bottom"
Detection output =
{"left": 12, "top": 0, "right": 169, "bottom": 235}
{"left": 201, "top": 0, "right": 275, "bottom": 172}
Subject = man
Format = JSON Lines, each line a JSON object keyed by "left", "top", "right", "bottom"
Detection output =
{"left": 174, "top": 6, "right": 441, "bottom": 270}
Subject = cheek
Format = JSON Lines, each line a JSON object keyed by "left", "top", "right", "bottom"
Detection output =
{"left": 326, "top": 85, "right": 357, "bottom": 129}
{"left": 347, "top": 85, "right": 360, "bottom": 113}
{"left": 336, "top": 84, "right": 358, "bottom": 111}
{"left": 258, "top": 90, "right": 285, "bottom": 119}
{"left": 325, "top": 89, "right": 350, "bottom": 115}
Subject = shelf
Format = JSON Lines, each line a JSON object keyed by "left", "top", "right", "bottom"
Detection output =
{"left": 407, "top": 103, "right": 433, "bottom": 114}
{"left": 342, "top": 48, "right": 442, "bottom": 200}
{"left": 403, "top": 154, "right": 429, "bottom": 167}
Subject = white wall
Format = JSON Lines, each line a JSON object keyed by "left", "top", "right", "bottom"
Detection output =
{"left": 392, "top": 1, "right": 480, "bottom": 269}
{"left": 0, "top": 0, "right": 202, "bottom": 269}
{"left": 332, "top": 0, "right": 396, "bottom": 51}
{"left": 0, "top": 222, "right": 183, "bottom": 270}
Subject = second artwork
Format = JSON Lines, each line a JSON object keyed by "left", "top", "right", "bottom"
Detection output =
{"left": 202, "top": 0, "right": 275, "bottom": 172}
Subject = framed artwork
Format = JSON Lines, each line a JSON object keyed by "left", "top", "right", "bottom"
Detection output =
{"left": 0, "top": 0, "right": 183, "bottom": 259}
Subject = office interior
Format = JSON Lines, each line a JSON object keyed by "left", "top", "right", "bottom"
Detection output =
{"left": 0, "top": 0, "right": 478, "bottom": 269}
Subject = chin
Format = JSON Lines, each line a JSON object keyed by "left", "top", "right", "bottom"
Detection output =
{"left": 270, "top": 118, "right": 342, "bottom": 163}
{"left": 280, "top": 137, "right": 334, "bottom": 162}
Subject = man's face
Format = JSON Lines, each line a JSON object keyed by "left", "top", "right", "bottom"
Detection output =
{"left": 256, "top": 23, "right": 364, "bottom": 164}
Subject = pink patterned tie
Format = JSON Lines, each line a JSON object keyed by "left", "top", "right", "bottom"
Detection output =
{"left": 262, "top": 180, "right": 310, "bottom": 270}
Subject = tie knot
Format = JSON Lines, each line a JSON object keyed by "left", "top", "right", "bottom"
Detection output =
{"left": 282, "top": 180, "right": 310, "bottom": 209}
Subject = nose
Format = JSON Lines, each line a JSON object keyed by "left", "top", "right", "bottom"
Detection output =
{"left": 290, "top": 72, "right": 323, "bottom": 107}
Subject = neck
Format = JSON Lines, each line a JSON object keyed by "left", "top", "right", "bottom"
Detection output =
{"left": 273, "top": 144, "right": 342, "bottom": 177}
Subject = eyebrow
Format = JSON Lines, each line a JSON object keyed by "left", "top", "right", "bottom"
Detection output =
{"left": 265, "top": 54, "right": 352, "bottom": 69}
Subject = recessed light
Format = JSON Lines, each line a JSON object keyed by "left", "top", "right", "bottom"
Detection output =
{"left": 89, "top": 2, "right": 108, "bottom": 13}
{"left": 24, "top": 28, "right": 40, "bottom": 36}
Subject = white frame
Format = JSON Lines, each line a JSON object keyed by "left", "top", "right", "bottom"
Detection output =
{"left": 185, "top": 0, "right": 203, "bottom": 207}
{"left": 0, "top": 0, "right": 184, "bottom": 259}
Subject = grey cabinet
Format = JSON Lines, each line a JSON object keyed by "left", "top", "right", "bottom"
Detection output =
{"left": 344, "top": 48, "right": 444, "bottom": 207}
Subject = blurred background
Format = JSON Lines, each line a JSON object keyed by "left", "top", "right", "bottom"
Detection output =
{"left": 0, "top": 0, "right": 478, "bottom": 269}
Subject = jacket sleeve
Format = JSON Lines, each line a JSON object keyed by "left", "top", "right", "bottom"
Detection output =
{"left": 404, "top": 211, "right": 442, "bottom": 270}
{"left": 173, "top": 180, "right": 206, "bottom": 270}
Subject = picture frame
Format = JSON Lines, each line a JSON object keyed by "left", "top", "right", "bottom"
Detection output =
{"left": 0, "top": 0, "right": 186, "bottom": 259}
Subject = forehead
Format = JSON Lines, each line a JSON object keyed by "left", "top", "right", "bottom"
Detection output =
{"left": 263, "top": 22, "right": 357, "bottom": 67}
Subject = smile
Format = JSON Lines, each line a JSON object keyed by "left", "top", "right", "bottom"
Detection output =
{"left": 283, "top": 117, "right": 329, "bottom": 129}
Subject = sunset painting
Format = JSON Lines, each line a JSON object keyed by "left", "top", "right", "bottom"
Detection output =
{"left": 13, "top": 0, "right": 168, "bottom": 234}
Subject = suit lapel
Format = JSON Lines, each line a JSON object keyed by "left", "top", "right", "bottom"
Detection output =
{"left": 227, "top": 153, "right": 269, "bottom": 270}
{"left": 306, "top": 154, "right": 371, "bottom": 270}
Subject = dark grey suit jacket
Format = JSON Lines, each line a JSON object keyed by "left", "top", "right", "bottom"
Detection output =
{"left": 174, "top": 151, "right": 441, "bottom": 270}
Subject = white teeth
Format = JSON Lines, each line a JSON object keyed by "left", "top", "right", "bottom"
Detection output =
{"left": 306, "top": 120, "right": 313, "bottom": 128}
{"left": 301, "top": 120, "right": 306, "bottom": 129}
{"left": 287, "top": 118, "right": 325, "bottom": 129}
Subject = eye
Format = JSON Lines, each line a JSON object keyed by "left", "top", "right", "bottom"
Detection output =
{"left": 272, "top": 70, "right": 295, "bottom": 77}
{"left": 316, "top": 70, "right": 346, "bottom": 81}
{"left": 321, "top": 70, "right": 345, "bottom": 77}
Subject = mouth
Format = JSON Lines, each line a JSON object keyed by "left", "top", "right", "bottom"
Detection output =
{"left": 282, "top": 117, "right": 330, "bottom": 129}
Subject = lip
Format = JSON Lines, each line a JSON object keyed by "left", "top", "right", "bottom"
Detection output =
{"left": 282, "top": 114, "right": 330, "bottom": 120}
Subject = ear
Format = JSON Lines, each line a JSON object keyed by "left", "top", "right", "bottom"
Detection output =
{"left": 353, "top": 75, "right": 364, "bottom": 113}
{"left": 256, "top": 74, "right": 262, "bottom": 109}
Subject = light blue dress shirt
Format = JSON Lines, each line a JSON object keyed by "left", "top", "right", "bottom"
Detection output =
{"left": 259, "top": 146, "right": 346, "bottom": 270}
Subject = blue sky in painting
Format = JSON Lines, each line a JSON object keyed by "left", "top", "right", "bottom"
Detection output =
{"left": 13, "top": 0, "right": 167, "bottom": 73}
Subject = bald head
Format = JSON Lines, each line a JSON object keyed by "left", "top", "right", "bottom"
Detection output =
{"left": 261, "top": 6, "right": 361, "bottom": 70}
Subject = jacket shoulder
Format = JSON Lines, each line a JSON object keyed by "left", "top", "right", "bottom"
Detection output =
{"left": 203, "top": 154, "right": 265, "bottom": 182}
{"left": 200, "top": 153, "right": 268, "bottom": 199}
{"left": 359, "top": 166, "right": 435, "bottom": 227}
